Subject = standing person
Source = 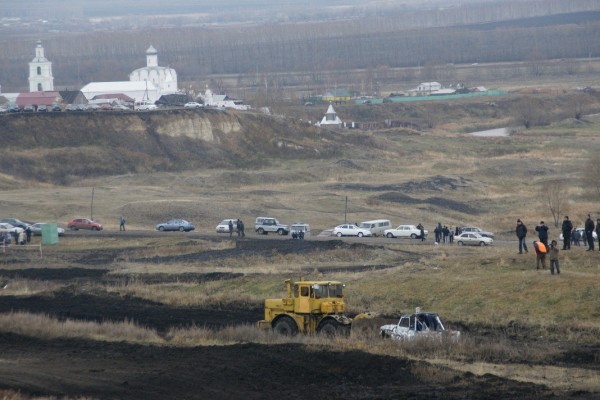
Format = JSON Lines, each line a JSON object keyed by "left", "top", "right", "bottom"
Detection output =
{"left": 449, "top": 227, "right": 454, "bottom": 244}
{"left": 417, "top": 223, "right": 425, "bottom": 241}
{"left": 25, "top": 225, "right": 32, "bottom": 243}
{"left": 119, "top": 215, "right": 126, "bottom": 231}
{"left": 442, "top": 226, "right": 449, "bottom": 244}
{"left": 236, "top": 219, "right": 242, "bottom": 237}
{"left": 434, "top": 223, "right": 442, "bottom": 244}
{"left": 239, "top": 220, "right": 245, "bottom": 237}
{"left": 573, "top": 229, "right": 581, "bottom": 246}
{"left": 561, "top": 216, "right": 573, "bottom": 250}
{"left": 533, "top": 240, "right": 547, "bottom": 270}
{"left": 584, "top": 215, "right": 595, "bottom": 251}
{"left": 535, "top": 221, "right": 549, "bottom": 247}
{"left": 228, "top": 219, "right": 234, "bottom": 238}
{"left": 596, "top": 219, "right": 600, "bottom": 252}
{"left": 516, "top": 219, "right": 528, "bottom": 254}
{"left": 548, "top": 240, "right": 560, "bottom": 275}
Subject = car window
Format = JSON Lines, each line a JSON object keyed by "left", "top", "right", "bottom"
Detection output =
{"left": 399, "top": 317, "right": 409, "bottom": 328}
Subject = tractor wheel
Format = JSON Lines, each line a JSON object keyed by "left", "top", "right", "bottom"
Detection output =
{"left": 317, "top": 319, "right": 340, "bottom": 336}
{"left": 273, "top": 317, "right": 298, "bottom": 336}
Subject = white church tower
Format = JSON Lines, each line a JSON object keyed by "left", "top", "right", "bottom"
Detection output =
{"left": 130, "top": 45, "right": 178, "bottom": 95}
{"left": 29, "top": 40, "right": 54, "bottom": 92}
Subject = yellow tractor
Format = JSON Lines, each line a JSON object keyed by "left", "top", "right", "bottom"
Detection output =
{"left": 258, "top": 278, "right": 363, "bottom": 335}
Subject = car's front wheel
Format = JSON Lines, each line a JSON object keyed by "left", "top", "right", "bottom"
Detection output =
{"left": 179, "top": 226, "right": 184, "bottom": 232}
{"left": 158, "top": 226, "right": 165, "bottom": 231}
{"left": 457, "top": 241, "right": 464, "bottom": 246}
{"left": 479, "top": 241, "right": 486, "bottom": 246}
{"left": 357, "top": 232, "right": 364, "bottom": 237}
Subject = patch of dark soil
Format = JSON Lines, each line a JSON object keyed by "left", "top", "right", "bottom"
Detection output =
{"left": 0, "top": 267, "right": 108, "bottom": 281}
{"left": 134, "top": 239, "right": 381, "bottom": 264}
{"left": 103, "top": 272, "right": 244, "bottom": 285}
{"left": 0, "top": 333, "right": 563, "bottom": 400}
{"left": 327, "top": 176, "right": 472, "bottom": 192}
{"left": 0, "top": 290, "right": 261, "bottom": 332}
{"left": 375, "top": 193, "right": 480, "bottom": 214}
{"left": 334, "top": 159, "right": 363, "bottom": 169}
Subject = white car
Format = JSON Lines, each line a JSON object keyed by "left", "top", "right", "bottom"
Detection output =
{"left": 560, "top": 228, "right": 597, "bottom": 241}
{"left": 332, "top": 224, "right": 372, "bottom": 237}
{"left": 385, "top": 225, "right": 428, "bottom": 239}
{"left": 184, "top": 102, "right": 203, "bottom": 108}
{"left": 0, "top": 223, "right": 25, "bottom": 235}
{"left": 380, "top": 309, "right": 460, "bottom": 342}
{"left": 216, "top": 219, "right": 237, "bottom": 234}
{"left": 135, "top": 102, "right": 157, "bottom": 111}
{"left": 456, "top": 232, "right": 493, "bottom": 246}
{"left": 460, "top": 227, "right": 494, "bottom": 238}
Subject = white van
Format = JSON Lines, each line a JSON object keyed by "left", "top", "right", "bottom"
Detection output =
{"left": 359, "top": 219, "right": 391, "bottom": 237}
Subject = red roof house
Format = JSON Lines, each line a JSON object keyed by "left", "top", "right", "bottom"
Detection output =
{"left": 16, "top": 91, "right": 61, "bottom": 107}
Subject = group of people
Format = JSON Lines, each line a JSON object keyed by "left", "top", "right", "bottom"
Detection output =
{"left": 517, "top": 215, "right": 600, "bottom": 275}
{"left": 228, "top": 219, "right": 245, "bottom": 237}
{"left": 433, "top": 223, "right": 461, "bottom": 244}
{"left": 0, "top": 227, "right": 32, "bottom": 246}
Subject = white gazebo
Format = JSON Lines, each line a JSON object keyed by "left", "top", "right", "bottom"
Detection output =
{"left": 317, "top": 104, "right": 342, "bottom": 128}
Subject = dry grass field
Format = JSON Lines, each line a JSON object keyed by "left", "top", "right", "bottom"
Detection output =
{"left": 0, "top": 94, "right": 599, "bottom": 399}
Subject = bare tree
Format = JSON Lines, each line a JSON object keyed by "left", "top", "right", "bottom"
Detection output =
{"left": 543, "top": 180, "right": 570, "bottom": 228}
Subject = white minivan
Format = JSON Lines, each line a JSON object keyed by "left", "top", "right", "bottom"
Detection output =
{"left": 359, "top": 219, "right": 391, "bottom": 237}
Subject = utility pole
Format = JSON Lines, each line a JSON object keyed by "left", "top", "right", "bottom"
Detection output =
{"left": 344, "top": 196, "right": 348, "bottom": 224}
{"left": 90, "top": 187, "right": 95, "bottom": 220}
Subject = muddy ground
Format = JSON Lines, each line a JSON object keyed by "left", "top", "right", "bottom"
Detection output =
{"left": 0, "top": 237, "right": 598, "bottom": 399}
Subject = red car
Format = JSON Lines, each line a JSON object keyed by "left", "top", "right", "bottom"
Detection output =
{"left": 67, "top": 218, "right": 103, "bottom": 231}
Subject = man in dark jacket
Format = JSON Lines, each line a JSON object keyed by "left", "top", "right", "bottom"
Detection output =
{"left": 584, "top": 215, "right": 595, "bottom": 251}
{"left": 535, "top": 221, "right": 549, "bottom": 247}
{"left": 516, "top": 219, "right": 528, "bottom": 254}
{"left": 561, "top": 216, "right": 573, "bottom": 250}
{"left": 596, "top": 219, "right": 600, "bottom": 252}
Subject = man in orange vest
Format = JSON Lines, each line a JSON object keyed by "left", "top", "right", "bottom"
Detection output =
{"left": 533, "top": 240, "right": 547, "bottom": 270}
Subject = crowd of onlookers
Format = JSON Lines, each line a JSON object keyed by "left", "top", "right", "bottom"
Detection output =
{"left": 0, "top": 227, "right": 32, "bottom": 246}
{"left": 518, "top": 215, "right": 600, "bottom": 275}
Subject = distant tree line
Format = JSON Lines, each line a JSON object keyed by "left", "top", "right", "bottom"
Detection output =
{"left": 1, "top": 0, "right": 600, "bottom": 91}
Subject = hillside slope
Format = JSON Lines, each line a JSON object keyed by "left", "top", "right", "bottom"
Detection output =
{"left": 0, "top": 109, "right": 342, "bottom": 185}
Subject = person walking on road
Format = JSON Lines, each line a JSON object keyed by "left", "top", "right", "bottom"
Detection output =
{"left": 236, "top": 219, "right": 242, "bottom": 237}
{"left": 119, "top": 215, "right": 126, "bottom": 231}
{"left": 25, "top": 225, "right": 32, "bottom": 243}
{"left": 516, "top": 219, "right": 528, "bottom": 254}
{"left": 535, "top": 221, "right": 549, "bottom": 247}
{"left": 239, "top": 220, "right": 245, "bottom": 237}
{"left": 584, "top": 215, "right": 595, "bottom": 251}
{"left": 228, "top": 219, "right": 234, "bottom": 238}
{"left": 533, "top": 240, "right": 547, "bottom": 270}
{"left": 561, "top": 216, "right": 573, "bottom": 250}
{"left": 549, "top": 240, "right": 560, "bottom": 275}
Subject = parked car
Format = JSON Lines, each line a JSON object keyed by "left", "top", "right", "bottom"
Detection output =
{"left": 380, "top": 308, "right": 460, "bottom": 342}
{"left": 86, "top": 104, "right": 101, "bottom": 111}
{"left": 0, "top": 223, "right": 25, "bottom": 235}
{"left": 37, "top": 105, "right": 48, "bottom": 112}
{"left": 216, "top": 218, "right": 237, "bottom": 234}
{"left": 0, "top": 218, "right": 31, "bottom": 230}
{"left": 156, "top": 219, "right": 195, "bottom": 232}
{"left": 99, "top": 104, "right": 113, "bottom": 111}
{"left": 8, "top": 105, "right": 20, "bottom": 113}
{"left": 0, "top": 106, "right": 7, "bottom": 113}
{"left": 67, "top": 218, "right": 103, "bottom": 231}
{"left": 51, "top": 104, "right": 62, "bottom": 112}
{"left": 30, "top": 223, "right": 65, "bottom": 236}
{"left": 255, "top": 217, "right": 289, "bottom": 235}
{"left": 456, "top": 232, "right": 493, "bottom": 246}
{"left": 184, "top": 102, "right": 203, "bottom": 108}
{"left": 460, "top": 227, "right": 494, "bottom": 238}
{"left": 113, "top": 104, "right": 130, "bottom": 111}
{"left": 560, "top": 227, "right": 597, "bottom": 241}
{"left": 65, "top": 104, "right": 78, "bottom": 112}
{"left": 135, "top": 102, "right": 158, "bottom": 111}
{"left": 359, "top": 219, "right": 391, "bottom": 236}
{"left": 384, "top": 224, "right": 428, "bottom": 239}
{"left": 332, "top": 224, "right": 372, "bottom": 237}
{"left": 23, "top": 104, "right": 35, "bottom": 112}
